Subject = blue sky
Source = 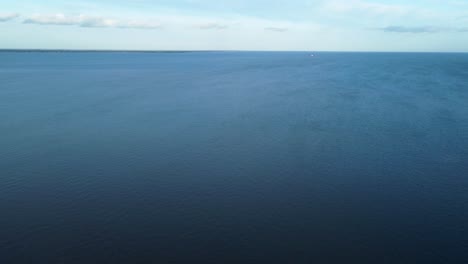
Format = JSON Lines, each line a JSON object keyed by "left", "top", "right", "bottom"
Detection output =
{"left": 1, "top": 0, "right": 468, "bottom": 51}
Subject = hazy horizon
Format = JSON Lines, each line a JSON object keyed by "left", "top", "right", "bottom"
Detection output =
{"left": 2, "top": 49, "right": 468, "bottom": 54}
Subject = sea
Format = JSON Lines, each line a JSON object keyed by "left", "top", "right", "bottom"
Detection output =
{"left": 1, "top": 51, "right": 468, "bottom": 263}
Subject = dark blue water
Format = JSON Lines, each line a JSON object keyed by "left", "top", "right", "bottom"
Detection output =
{"left": 1, "top": 51, "right": 468, "bottom": 263}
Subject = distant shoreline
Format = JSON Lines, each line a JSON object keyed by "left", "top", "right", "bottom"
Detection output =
{"left": 0, "top": 49, "right": 198, "bottom": 53}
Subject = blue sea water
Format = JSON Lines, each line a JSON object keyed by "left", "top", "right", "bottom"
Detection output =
{"left": 1, "top": 51, "right": 468, "bottom": 263}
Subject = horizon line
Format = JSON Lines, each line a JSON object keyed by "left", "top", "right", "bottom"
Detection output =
{"left": 1, "top": 48, "right": 467, "bottom": 54}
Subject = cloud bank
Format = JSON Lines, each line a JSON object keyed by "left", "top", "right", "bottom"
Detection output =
{"left": 0, "top": 13, "right": 19, "bottom": 22}
{"left": 377, "top": 26, "right": 468, "bottom": 33}
{"left": 378, "top": 26, "right": 441, "bottom": 33}
{"left": 23, "top": 14, "right": 161, "bottom": 29}
{"left": 20, "top": 13, "right": 308, "bottom": 34}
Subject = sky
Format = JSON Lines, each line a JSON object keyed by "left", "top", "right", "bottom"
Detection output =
{"left": 1, "top": 0, "right": 468, "bottom": 51}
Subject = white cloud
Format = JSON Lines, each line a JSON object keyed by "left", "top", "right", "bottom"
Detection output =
{"left": 23, "top": 14, "right": 161, "bottom": 29}
{"left": 0, "top": 13, "right": 19, "bottom": 22}
{"left": 77, "top": 17, "right": 119, "bottom": 28}
{"left": 24, "top": 14, "right": 79, "bottom": 25}
{"left": 264, "top": 27, "right": 288, "bottom": 32}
